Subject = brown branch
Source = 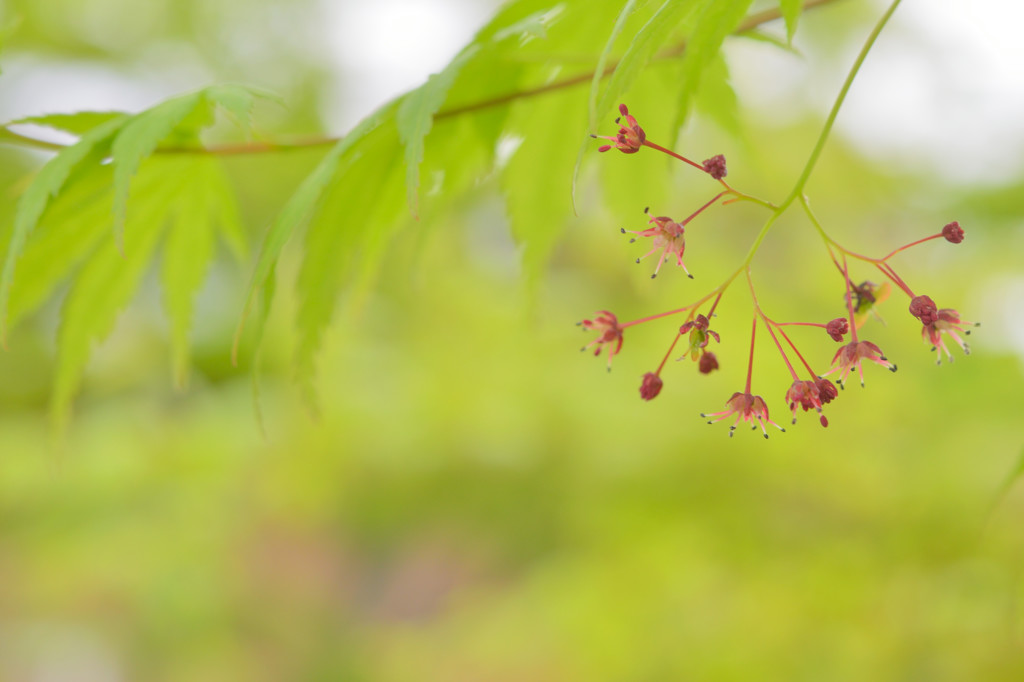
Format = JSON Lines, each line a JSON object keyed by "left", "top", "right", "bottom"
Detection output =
{"left": 438, "top": 0, "right": 841, "bottom": 121}
{"left": 0, "top": 0, "right": 842, "bottom": 157}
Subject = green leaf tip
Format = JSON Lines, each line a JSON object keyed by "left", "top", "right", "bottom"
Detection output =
{"left": 109, "top": 85, "right": 282, "bottom": 253}
{"left": 779, "top": 0, "right": 801, "bottom": 44}
{"left": 0, "top": 115, "right": 127, "bottom": 346}
{"left": 397, "top": 45, "right": 479, "bottom": 218}
{"left": 596, "top": 0, "right": 704, "bottom": 127}
{"left": 233, "top": 102, "right": 395, "bottom": 367}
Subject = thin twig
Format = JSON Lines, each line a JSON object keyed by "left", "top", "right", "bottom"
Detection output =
{"left": 0, "top": 0, "right": 843, "bottom": 157}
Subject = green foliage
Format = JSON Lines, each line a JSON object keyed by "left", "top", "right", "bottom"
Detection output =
{"left": 10, "top": 111, "right": 127, "bottom": 135}
{"left": 588, "top": 0, "right": 640, "bottom": 132}
{"left": 161, "top": 157, "right": 246, "bottom": 389}
{"left": 0, "top": 0, "right": 808, "bottom": 420}
{"left": 595, "top": 0, "right": 704, "bottom": 126}
{"left": 294, "top": 122, "right": 406, "bottom": 408}
{"left": 1, "top": 115, "right": 127, "bottom": 343}
{"left": 397, "top": 46, "right": 480, "bottom": 216}
{"left": 672, "top": 0, "right": 755, "bottom": 135}
{"left": 234, "top": 103, "right": 395, "bottom": 365}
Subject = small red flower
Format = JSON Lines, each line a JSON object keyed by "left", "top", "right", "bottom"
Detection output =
{"left": 784, "top": 379, "right": 832, "bottom": 427}
{"left": 815, "top": 378, "right": 839, "bottom": 406}
{"left": 702, "top": 154, "right": 727, "bottom": 180}
{"left": 922, "top": 307, "right": 975, "bottom": 364}
{"left": 701, "top": 392, "right": 785, "bottom": 439}
{"left": 594, "top": 103, "right": 646, "bottom": 154}
{"left": 785, "top": 380, "right": 819, "bottom": 419}
{"left": 679, "top": 314, "right": 720, "bottom": 359}
{"left": 698, "top": 351, "right": 719, "bottom": 374}
{"left": 579, "top": 310, "right": 624, "bottom": 370}
{"left": 639, "top": 372, "right": 663, "bottom": 401}
{"left": 826, "top": 318, "right": 848, "bottom": 342}
{"left": 942, "top": 221, "right": 965, "bottom": 244}
{"left": 622, "top": 214, "right": 692, "bottom": 279}
{"left": 826, "top": 340, "right": 897, "bottom": 387}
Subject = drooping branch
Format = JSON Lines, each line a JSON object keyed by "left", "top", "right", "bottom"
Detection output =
{"left": 0, "top": 0, "right": 842, "bottom": 157}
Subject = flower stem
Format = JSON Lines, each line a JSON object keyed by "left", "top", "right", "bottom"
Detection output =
{"left": 642, "top": 140, "right": 705, "bottom": 171}
{"left": 745, "top": 315, "right": 757, "bottom": 394}
{"left": 682, "top": 191, "right": 727, "bottom": 226}
{"left": 748, "top": 270, "right": 799, "bottom": 381}
{"left": 775, "top": 325, "right": 819, "bottom": 377}
{"left": 841, "top": 255, "right": 859, "bottom": 342}
{"left": 655, "top": 333, "right": 684, "bottom": 374}
{"left": 783, "top": 0, "right": 903, "bottom": 204}
{"left": 878, "top": 233, "right": 943, "bottom": 261}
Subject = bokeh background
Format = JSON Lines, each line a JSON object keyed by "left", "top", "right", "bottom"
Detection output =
{"left": 2, "top": 0, "right": 1024, "bottom": 679}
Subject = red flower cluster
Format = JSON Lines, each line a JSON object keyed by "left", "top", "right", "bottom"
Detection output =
{"left": 579, "top": 104, "right": 976, "bottom": 438}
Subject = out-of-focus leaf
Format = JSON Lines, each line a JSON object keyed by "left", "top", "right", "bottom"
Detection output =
{"left": 397, "top": 46, "right": 479, "bottom": 217}
{"left": 110, "top": 93, "right": 202, "bottom": 252}
{"left": 0, "top": 115, "right": 127, "bottom": 343}
{"left": 502, "top": 89, "right": 580, "bottom": 289}
{"left": 294, "top": 123, "right": 405, "bottom": 410}
{"left": 492, "top": 4, "right": 565, "bottom": 43}
{"left": 111, "top": 85, "right": 279, "bottom": 251}
{"left": 673, "top": 0, "right": 755, "bottom": 136}
{"left": 234, "top": 103, "right": 395, "bottom": 364}
{"left": 161, "top": 157, "right": 230, "bottom": 388}
{"left": 51, "top": 161, "right": 181, "bottom": 429}
{"left": 7, "top": 168, "right": 116, "bottom": 329}
{"left": 588, "top": 0, "right": 640, "bottom": 132}
{"left": 202, "top": 83, "right": 284, "bottom": 133}
{"left": 692, "top": 53, "right": 742, "bottom": 138}
{"left": 738, "top": 28, "right": 802, "bottom": 55}
{"left": 7, "top": 111, "right": 127, "bottom": 136}
{"left": 779, "top": 0, "right": 801, "bottom": 44}
{"left": 595, "top": 0, "right": 704, "bottom": 126}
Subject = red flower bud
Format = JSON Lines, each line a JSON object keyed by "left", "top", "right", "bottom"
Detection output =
{"left": 639, "top": 372, "right": 663, "bottom": 401}
{"left": 826, "top": 318, "right": 848, "bottom": 342}
{"left": 698, "top": 351, "right": 719, "bottom": 374}
{"left": 942, "top": 221, "right": 964, "bottom": 244}
{"left": 909, "top": 295, "right": 938, "bottom": 326}
{"left": 702, "top": 154, "right": 727, "bottom": 180}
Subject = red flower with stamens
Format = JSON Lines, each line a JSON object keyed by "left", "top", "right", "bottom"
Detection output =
{"left": 679, "top": 314, "right": 720, "bottom": 359}
{"left": 594, "top": 104, "right": 646, "bottom": 154}
{"left": 815, "top": 378, "right": 839, "bottom": 406}
{"left": 579, "top": 310, "right": 624, "bottom": 370}
{"left": 826, "top": 340, "right": 897, "bottom": 387}
{"left": 622, "top": 214, "right": 692, "bottom": 279}
{"left": 701, "top": 392, "right": 785, "bottom": 439}
{"left": 784, "top": 379, "right": 831, "bottom": 427}
{"left": 639, "top": 372, "right": 663, "bottom": 401}
{"left": 922, "top": 307, "right": 975, "bottom": 364}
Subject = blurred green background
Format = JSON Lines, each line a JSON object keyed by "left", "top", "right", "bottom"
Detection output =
{"left": 2, "top": 0, "right": 1024, "bottom": 679}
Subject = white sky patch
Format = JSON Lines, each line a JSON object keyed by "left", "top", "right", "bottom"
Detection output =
{"left": 731, "top": 0, "right": 1024, "bottom": 184}
{"left": 318, "top": 0, "right": 500, "bottom": 131}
